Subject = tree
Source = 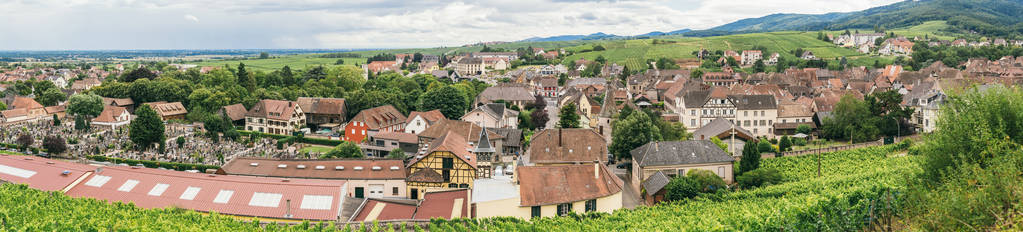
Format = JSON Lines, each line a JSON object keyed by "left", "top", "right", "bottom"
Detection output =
{"left": 16, "top": 133, "right": 33, "bottom": 151}
{"left": 321, "top": 141, "right": 364, "bottom": 159}
{"left": 687, "top": 169, "right": 727, "bottom": 193}
{"left": 779, "top": 136, "right": 792, "bottom": 152}
{"left": 796, "top": 124, "right": 812, "bottom": 135}
{"left": 0, "top": 101, "right": 5, "bottom": 110}
{"left": 67, "top": 93, "right": 104, "bottom": 118}
{"left": 710, "top": 137, "right": 728, "bottom": 154}
{"left": 530, "top": 109, "right": 549, "bottom": 130}
{"left": 52, "top": 114, "right": 61, "bottom": 126}
{"left": 259, "top": 52, "right": 270, "bottom": 59}
{"left": 758, "top": 138, "right": 774, "bottom": 153}
{"left": 610, "top": 110, "right": 662, "bottom": 160}
{"left": 387, "top": 148, "right": 406, "bottom": 159}
{"left": 237, "top": 63, "right": 255, "bottom": 92}
{"left": 690, "top": 69, "right": 704, "bottom": 79}
{"left": 36, "top": 88, "right": 66, "bottom": 106}
{"left": 129, "top": 105, "right": 166, "bottom": 150}
{"left": 121, "top": 67, "right": 157, "bottom": 82}
{"left": 42, "top": 135, "right": 67, "bottom": 154}
{"left": 74, "top": 115, "right": 90, "bottom": 131}
{"left": 738, "top": 141, "right": 761, "bottom": 176}
{"left": 558, "top": 102, "right": 581, "bottom": 128}
{"left": 752, "top": 59, "right": 765, "bottom": 73}
{"left": 418, "top": 85, "right": 468, "bottom": 119}
{"left": 664, "top": 176, "right": 701, "bottom": 201}
{"left": 176, "top": 136, "right": 186, "bottom": 148}
{"left": 595, "top": 55, "right": 607, "bottom": 64}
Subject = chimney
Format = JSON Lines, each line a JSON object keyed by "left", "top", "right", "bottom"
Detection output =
{"left": 593, "top": 160, "right": 600, "bottom": 179}
{"left": 285, "top": 199, "right": 293, "bottom": 218}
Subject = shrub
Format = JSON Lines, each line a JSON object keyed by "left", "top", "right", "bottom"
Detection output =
{"left": 664, "top": 176, "right": 701, "bottom": 201}
{"left": 736, "top": 168, "right": 783, "bottom": 189}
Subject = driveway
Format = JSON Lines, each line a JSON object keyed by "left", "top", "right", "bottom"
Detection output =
{"left": 613, "top": 165, "right": 643, "bottom": 209}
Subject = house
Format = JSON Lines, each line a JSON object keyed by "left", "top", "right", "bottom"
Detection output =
{"left": 364, "top": 132, "right": 419, "bottom": 158}
{"left": 879, "top": 38, "right": 914, "bottom": 56}
{"left": 740, "top": 50, "right": 763, "bottom": 66}
{"left": 691, "top": 118, "right": 754, "bottom": 155}
{"left": 765, "top": 53, "right": 780, "bottom": 65}
{"left": 297, "top": 97, "right": 346, "bottom": 131}
{"left": 774, "top": 103, "right": 815, "bottom": 135}
{"left": 348, "top": 189, "right": 470, "bottom": 222}
{"left": 405, "top": 131, "right": 477, "bottom": 200}
{"left": 476, "top": 84, "right": 535, "bottom": 109}
{"left": 220, "top": 104, "right": 248, "bottom": 126}
{"left": 800, "top": 51, "right": 816, "bottom": 60}
{"left": 731, "top": 95, "right": 778, "bottom": 137}
{"left": 91, "top": 105, "right": 131, "bottom": 130}
{"left": 417, "top": 119, "right": 506, "bottom": 166}
{"left": 640, "top": 171, "right": 671, "bottom": 205}
{"left": 1, "top": 97, "right": 47, "bottom": 124}
{"left": 462, "top": 103, "right": 519, "bottom": 129}
{"left": 404, "top": 110, "right": 446, "bottom": 134}
{"left": 952, "top": 39, "right": 968, "bottom": 47}
{"left": 559, "top": 88, "right": 601, "bottom": 127}
{"left": 70, "top": 77, "right": 102, "bottom": 93}
{"left": 537, "top": 77, "right": 559, "bottom": 97}
{"left": 527, "top": 129, "right": 607, "bottom": 165}
{"left": 367, "top": 61, "right": 399, "bottom": 74}
{"left": 218, "top": 157, "right": 407, "bottom": 199}
{"left": 44, "top": 105, "right": 66, "bottom": 120}
{"left": 488, "top": 127, "right": 523, "bottom": 157}
{"left": 475, "top": 163, "right": 622, "bottom": 219}
{"left": 143, "top": 101, "right": 187, "bottom": 121}
{"left": 102, "top": 97, "right": 135, "bottom": 113}
{"left": 631, "top": 140, "right": 736, "bottom": 203}
{"left": 344, "top": 105, "right": 406, "bottom": 143}
{"left": 455, "top": 57, "right": 485, "bottom": 76}
{"left": 244, "top": 99, "right": 306, "bottom": 136}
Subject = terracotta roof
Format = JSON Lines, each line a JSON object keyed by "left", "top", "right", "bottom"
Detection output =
{"left": 349, "top": 105, "right": 406, "bottom": 130}
{"left": 246, "top": 99, "right": 300, "bottom": 121}
{"left": 102, "top": 97, "right": 134, "bottom": 107}
{"left": 528, "top": 129, "right": 607, "bottom": 164}
{"left": 144, "top": 102, "right": 187, "bottom": 118}
{"left": 406, "top": 110, "right": 445, "bottom": 125}
{"left": 0, "top": 155, "right": 95, "bottom": 191}
{"left": 412, "top": 131, "right": 476, "bottom": 169}
{"left": 417, "top": 119, "right": 503, "bottom": 142}
{"left": 350, "top": 199, "right": 418, "bottom": 221}
{"left": 297, "top": 97, "right": 346, "bottom": 116}
{"left": 219, "top": 157, "right": 406, "bottom": 180}
{"left": 93, "top": 106, "right": 128, "bottom": 123}
{"left": 407, "top": 167, "right": 445, "bottom": 183}
{"left": 44, "top": 105, "right": 65, "bottom": 114}
{"left": 11, "top": 97, "right": 42, "bottom": 110}
{"left": 517, "top": 164, "right": 623, "bottom": 206}
{"left": 221, "top": 104, "right": 247, "bottom": 121}
{"left": 0, "top": 108, "right": 27, "bottom": 119}
{"left": 372, "top": 132, "right": 418, "bottom": 144}
{"left": 413, "top": 189, "right": 470, "bottom": 220}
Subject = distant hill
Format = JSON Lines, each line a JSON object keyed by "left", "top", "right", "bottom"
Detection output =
{"left": 518, "top": 29, "right": 692, "bottom": 42}
{"left": 702, "top": 0, "right": 1023, "bottom": 37}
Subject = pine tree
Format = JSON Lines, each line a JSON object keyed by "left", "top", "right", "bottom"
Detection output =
{"left": 558, "top": 102, "right": 581, "bottom": 128}
{"left": 738, "top": 141, "right": 761, "bottom": 176}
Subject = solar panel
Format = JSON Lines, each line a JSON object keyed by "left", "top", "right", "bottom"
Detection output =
{"left": 299, "top": 195, "right": 333, "bottom": 210}
{"left": 0, "top": 164, "right": 36, "bottom": 178}
{"left": 179, "top": 187, "right": 201, "bottom": 200}
{"left": 213, "top": 190, "right": 234, "bottom": 204}
{"left": 84, "top": 175, "right": 112, "bottom": 187}
{"left": 147, "top": 183, "right": 169, "bottom": 196}
{"left": 248, "top": 192, "right": 283, "bottom": 207}
{"left": 117, "top": 179, "right": 139, "bottom": 192}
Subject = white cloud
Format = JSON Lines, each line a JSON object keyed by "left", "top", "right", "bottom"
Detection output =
{"left": 184, "top": 14, "right": 199, "bottom": 22}
{"left": 0, "top": 0, "right": 903, "bottom": 50}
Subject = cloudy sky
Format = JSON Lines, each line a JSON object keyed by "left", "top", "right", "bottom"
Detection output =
{"left": 0, "top": 0, "right": 901, "bottom": 50}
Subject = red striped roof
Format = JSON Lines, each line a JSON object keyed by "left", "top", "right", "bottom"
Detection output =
{"left": 0, "top": 155, "right": 94, "bottom": 191}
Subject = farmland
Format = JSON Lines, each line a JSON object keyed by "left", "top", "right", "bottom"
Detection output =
{"left": 185, "top": 54, "right": 363, "bottom": 72}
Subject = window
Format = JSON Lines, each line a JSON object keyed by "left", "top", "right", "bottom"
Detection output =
{"left": 459, "top": 183, "right": 469, "bottom": 188}
{"left": 557, "top": 203, "right": 573, "bottom": 216}
{"left": 393, "top": 187, "right": 399, "bottom": 195}
{"left": 442, "top": 170, "right": 451, "bottom": 182}
{"left": 690, "top": 119, "right": 696, "bottom": 126}
{"left": 744, "top": 111, "right": 748, "bottom": 116}
{"left": 585, "top": 199, "right": 597, "bottom": 212}
{"left": 761, "top": 110, "right": 765, "bottom": 116}
{"left": 690, "top": 110, "right": 696, "bottom": 116}
{"left": 442, "top": 158, "right": 454, "bottom": 169}
{"left": 447, "top": 183, "right": 458, "bottom": 188}
{"left": 718, "top": 167, "right": 725, "bottom": 177}
{"left": 531, "top": 206, "right": 541, "bottom": 218}
{"left": 678, "top": 169, "right": 685, "bottom": 176}
{"left": 744, "top": 120, "right": 750, "bottom": 126}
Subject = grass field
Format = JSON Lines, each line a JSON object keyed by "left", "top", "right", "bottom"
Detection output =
{"left": 298, "top": 145, "right": 333, "bottom": 154}
{"left": 186, "top": 54, "right": 363, "bottom": 72}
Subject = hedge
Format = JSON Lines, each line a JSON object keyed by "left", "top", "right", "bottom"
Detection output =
{"left": 87, "top": 155, "right": 220, "bottom": 172}
{"left": 240, "top": 130, "right": 342, "bottom": 147}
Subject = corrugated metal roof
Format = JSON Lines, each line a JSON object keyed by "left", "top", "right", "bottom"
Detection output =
{"left": 0, "top": 155, "right": 94, "bottom": 192}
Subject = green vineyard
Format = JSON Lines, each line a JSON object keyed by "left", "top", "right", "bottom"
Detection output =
{"left": 0, "top": 142, "right": 914, "bottom": 231}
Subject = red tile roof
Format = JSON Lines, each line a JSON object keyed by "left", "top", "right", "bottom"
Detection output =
{"left": 11, "top": 97, "right": 42, "bottom": 110}
{"left": 221, "top": 104, "right": 248, "bottom": 121}
{"left": 219, "top": 157, "right": 406, "bottom": 180}
{"left": 93, "top": 106, "right": 128, "bottom": 123}
{"left": 144, "top": 102, "right": 188, "bottom": 118}
{"left": 0, "top": 155, "right": 95, "bottom": 192}
{"left": 413, "top": 189, "right": 470, "bottom": 220}
{"left": 517, "top": 164, "right": 623, "bottom": 206}
{"left": 297, "top": 97, "right": 346, "bottom": 116}
{"left": 64, "top": 164, "right": 348, "bottom": 221}
{"left": 372, "top": 132, "right": 419, "bottom": 144}
{"left": 410, "top": 131, "right": 476, "bottom": 169}
{"left": 528, "top": 129, "right": 607, "bottom": 164}
{"left": 350, "top": 199, "right": 418, "bottom": 221}
{"left": 246, "top": 99, "right": 300, "bottom": 121}
{"left": 350, "top": 105, "right": 406, "bottom": 130}
{"left": 406, "top": 110, "right": 445, "bottom": 125}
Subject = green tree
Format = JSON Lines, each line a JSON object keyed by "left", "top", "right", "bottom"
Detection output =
{"left": 738, "top": 141, "right": 761, "bottom": 176}
{"left": 321, "top": 141, "right": 364, "bottom": 159}
{"left": 710, "top": 137, "right": 728, "bottom": 154}
{"left": 687, "top": 169, "right": 727, "bottom": 193}
{"left": 558, "top": 102, "right": 581, "bottom": 129}
{"left": 752, "top": 59, "right": 765, "bottom": 73}
{"left": 67, "top": 93, "right": 104, "bottom": 118}
{"left": 176, "top": 136, "right": 186, "bottom": 148}
{"left": 52, "top": 114, "right": 61, "bottom": 126}
{"left": 35, "top": 88, "right": 67, "bottom": 106}
{"left": 121, "top": 67, "right": 157, "bottom": 82}
{"left": 237, "top": 63, "right": 255, "bottom": 92}
{"left": 418, "top": 85, "right": 468, "bottom": 119}
{"left": 664, "top": 176, "right": 701, "bottom": 201}
{"left": 259, "top": 52, "right": 270, "bottom": 59}
{"left": 74, "top": 115, "right": 90, "bottom": 131}
{"left": 387, "top": 148, "right": 406, "bottom": 159}
{"left": 42, "top": 135, "right": 67, "bottom": 154}
{"left": 796, "top": 124, "right": 812, "bottom": 135}
{"left": 757, "top": 138, "right": 774, "bottom": 153}
{"left": 779, "top": 136, "right": 792, "bottom": 152}
{"left": 129, "top": 105, "right": 166, "bottom": 150}
{"left": 610, "top": 110, "right": 662, "bottom": 160}
{"left": 0, "top": 101, "right": 6, "bottom": 110}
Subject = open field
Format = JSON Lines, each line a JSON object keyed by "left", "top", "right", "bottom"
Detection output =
{"left": 185, "top": 54, "right": 362, "bottom": 71}
{"left": 298, "top": 145, "right": 332, "bottom": 154}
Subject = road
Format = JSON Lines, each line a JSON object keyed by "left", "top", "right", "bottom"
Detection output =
{"left": 544, "top": 97, "right": 559, "bottom": 129}
{"left": 613, "top": 166, "right": 643, "bottom": 209}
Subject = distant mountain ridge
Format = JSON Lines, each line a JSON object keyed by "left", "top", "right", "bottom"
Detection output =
{"left": 518, "top": 29, "right": 691, "bottom": 42}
